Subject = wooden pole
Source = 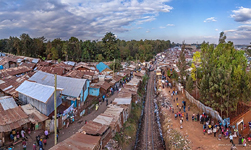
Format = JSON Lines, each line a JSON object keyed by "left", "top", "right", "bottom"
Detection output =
{"left": 113, "top": 58, "right": 115, "bottom": 77}
{"left": 54, "top": 74, "right": 57, "bottom": 145}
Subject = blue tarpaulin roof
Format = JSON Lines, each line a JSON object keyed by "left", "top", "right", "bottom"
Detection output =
{"left": 96, "top": 62, "right": 110, "bottom": 73}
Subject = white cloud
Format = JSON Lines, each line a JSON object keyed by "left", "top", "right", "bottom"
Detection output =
{"left": 167, "top": 24, "right": 174, "bottom": 26}
{"left": 159, "top": 26, "right": 166, "bottom": 29}
{"left": 231, "top": 7, "right": 251, "bottom": 23}
{"left": 215, "top": 29, "right": 218, "bottom": 31}
{"left": 146, "top": 30, "right": 150, "bottom": 33}
{"left": 0, "top": 0, "right": 173, "bottom": 40}
{"left": 203, "top": 17, "right": 217, "bottom": 23}
{"left": 224, "top": 25, "right": 251, "bottom": 42}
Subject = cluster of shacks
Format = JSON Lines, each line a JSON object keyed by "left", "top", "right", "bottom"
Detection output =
{"left": 50, "top": 71, "right": 144, "bottom": 150}
{"left": 0, "top": 53, "right": 146, "bottom": 148}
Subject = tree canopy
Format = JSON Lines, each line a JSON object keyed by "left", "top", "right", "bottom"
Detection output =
{"left": 199, "top": 41, "right": 250, "bottom": 118}
{"left": 0, "top": 32, "right": 171, "bottom": 62}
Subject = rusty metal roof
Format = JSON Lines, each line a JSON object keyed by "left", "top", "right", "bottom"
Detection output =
{"left": 117, "top": 89, "right": 133, "bottom": 98}
{"left": 134, "top": 72, "right": 144, "bottom": 78}
{"left": 36, "top": 66, "right": 65, "bottom": 76}
{"left": 21, "top": 104, "right": 48, "bottom": 123}
{"left": 100, "top": 82, "right": 111, "bottom": 90}
{"left": 0, "top": 66, "right": 32, "bottom": 78}
{"left": 37, "top": 61, "right": 50, "bottom": 66}
{"left": 64, "top": 70, "right": 86, "bottom": 79}
{"left": 0, "top": 104, "right": 29, "bottom": 132}
{"left": 51, "top": 62, "right": 73, "bottom": 71}
{"left": 19, "top": 62, "right": 36, "bottom": 69}
{"left": 49, "top": 133, "right": 101, "bottom": 150}
{"left": 0, "top": 74, "right": 30, "bottom": 97}
{"left": 0, "top": 57, "right": 17, "bottom": 66}
{"left": 79, "top": 121, "right": 109, "bottom": 136}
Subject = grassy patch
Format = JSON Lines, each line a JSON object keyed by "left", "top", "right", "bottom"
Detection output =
{"left": 113, "top": 101, "right": 142, "bottom": 148}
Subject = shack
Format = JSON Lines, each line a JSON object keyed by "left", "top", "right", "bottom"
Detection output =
{"left": 113, "top": 97, "right": 132, "bottom": 119}
{"left": 29, "top": 71, "right": 90, "bottom": 108}
{"left": 96, "top": 62, "right": 112, "bottom": 74}
{"left": 50, "top": 133, "right": 101, "bottom": 150}
{"left": 21, "top": 104, "right": 48, "bottom": 131}
{"left": 0, "top": 96, "right": 29, "bottom": 145}
{"left": 16, "top": 80, "right": 63, "bottom": 116}
{"left": 79, "top": 121, "right": 111, "bottom": 148}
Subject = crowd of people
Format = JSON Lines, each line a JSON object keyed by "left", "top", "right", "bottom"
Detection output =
{"left": 164, "top": 81, "right": 251, "bottom": 149}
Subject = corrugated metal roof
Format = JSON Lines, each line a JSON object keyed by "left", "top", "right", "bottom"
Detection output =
{"left": 0, "top": 104, "right": 29, "bottom": 132}
{"left": 93, "top": 115, "right": 113, "bottom": 126}
{"left": 104, "top": 106, "right": 124, "bottom": 116}
{"left": 16, "top": 80, "right": 62, "bottom": 103}
{"left": 0, "top": 66, "right": 32, "bottom": 78}
{"left": 49, "top": 133, "right": 101, "bottom": 150}
{"left": 64, "top": 61, "right": 76, "bottom": 66}
{"left": 36, "top": 66, "right": 65, "bottom": 76}
{"left": 96, "top": 62, "right": 110, "bottom": 73}
{"left": 32, "top": 58, "right": 40, "bottom": 64}
{"left": 113, "top": 98, "right": 132, "bottom": 105}
{"left": 126, "top": 77, "right": 141, "bottom": 86}
{"left": 0, "top": 96, "right": 18, "bottom": 110}
{"left": 29, "top": 71, "right": 87, "bottom": 98}
{"left": 79, "top": 121, "right": 109, "bottom": 135}
{"left": 0, "top": 74, "right": 31, "bottom": 97}
{"left": 21, "top": 104, "right": 48, "bottom": 123}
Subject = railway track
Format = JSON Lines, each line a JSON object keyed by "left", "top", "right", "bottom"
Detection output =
{"left": 144, "top": 71, "right": 154, "bottom": 150}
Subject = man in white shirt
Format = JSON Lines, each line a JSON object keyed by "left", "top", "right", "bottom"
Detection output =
{"left": 229, "top": 134, "right": 234, "bottom": 144}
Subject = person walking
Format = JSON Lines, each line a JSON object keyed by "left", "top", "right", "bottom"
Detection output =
{"left": 186, "top": 113, "right": 188, "bottom": 121}
{"left": 229, "top": 134, "right": 234, "bottom": 144}
{"left": 243, "top": 137, "right": 246, "bottom": 147}
{"left": 44, "top": 129, "right": 49, "bottom": 139}
{"left": 33, "top": 143, "right": 36, "bottom": 150}
{"left": 43, "top": 138, "right": 47, "bottom": 146}
{"left": 213, "top": 127, "right": 217, "bottom": 137}
{"left": 21, "top": 128, "right": 25, "bottom": 139}
{"left": 22, "top": 139, "right": 26, "bottom": 150}
{"left": 36, "top": 135, "right": 40, "bottom": 146}
{"left": 39, "top": 139, "right": 43, "bottom": 149}
{"left": 177, "top": 103, "right": 179, "bottom": 108}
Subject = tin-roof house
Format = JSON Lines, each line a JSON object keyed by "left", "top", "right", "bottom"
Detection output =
{"left": 29, "top": 71, "right": 90, "bottom": 108}
{"left": 16, "top": 80, "right": 63, "bottom": 116}
{"left": 96, "top": 62, "right": 112, "bottom": 74}
{"left": 0, "top": 96, "right": 29, "bottom": 145}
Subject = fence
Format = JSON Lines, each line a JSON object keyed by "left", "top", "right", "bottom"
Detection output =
{"left": 184, "top": 90, "right": 223, "bottom": 123}
{"left": 172, "top": 81, "right": 223, "bottom": 123}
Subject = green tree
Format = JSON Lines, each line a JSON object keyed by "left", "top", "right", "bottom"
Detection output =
{"left": 102, "top": 32, "right": 119, "bottom": 60}
{"left": 186, "top": 76, "right": 193, "bottom": 93}
{"left": 171, "top": 70, "right": 179, "bottom": 81}
{"left": 51, "top": 47, "right": 58, "bottom": 60}
{"left": 177, "top": 42, "right": 187, "bottom": 86}
{"left": 109, "top": 59, "right": 122, "bottom": 72}
{"left": 167, "top": 70, "right": 171, "bottom": 77}
{"left": 95, "top": 54, "right": 104, "bottom": 62}
{"left": 219, "top": 31, "right": 226, "bottom": 44}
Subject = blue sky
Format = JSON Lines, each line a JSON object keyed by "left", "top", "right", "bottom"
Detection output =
{"left": 0, "top": 0, "right": 251, "bottom": 44}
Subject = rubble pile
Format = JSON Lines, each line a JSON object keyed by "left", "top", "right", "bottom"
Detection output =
{"left": 160, "top": 102, "right": 191, "bottom": 150}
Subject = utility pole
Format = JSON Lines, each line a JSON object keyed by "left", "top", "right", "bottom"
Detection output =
{"left": 54, "top": 74, "right": 57, "bottom": 145}
{"left": 113, "top": 58, "right": 115, "bottom": 77}
{"left": 196, "top": 68, "right": 197, "bottom": 99}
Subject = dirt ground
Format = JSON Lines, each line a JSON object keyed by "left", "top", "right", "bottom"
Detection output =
{"left": 161, "top": 86, "right": 250, "bottom": 150}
